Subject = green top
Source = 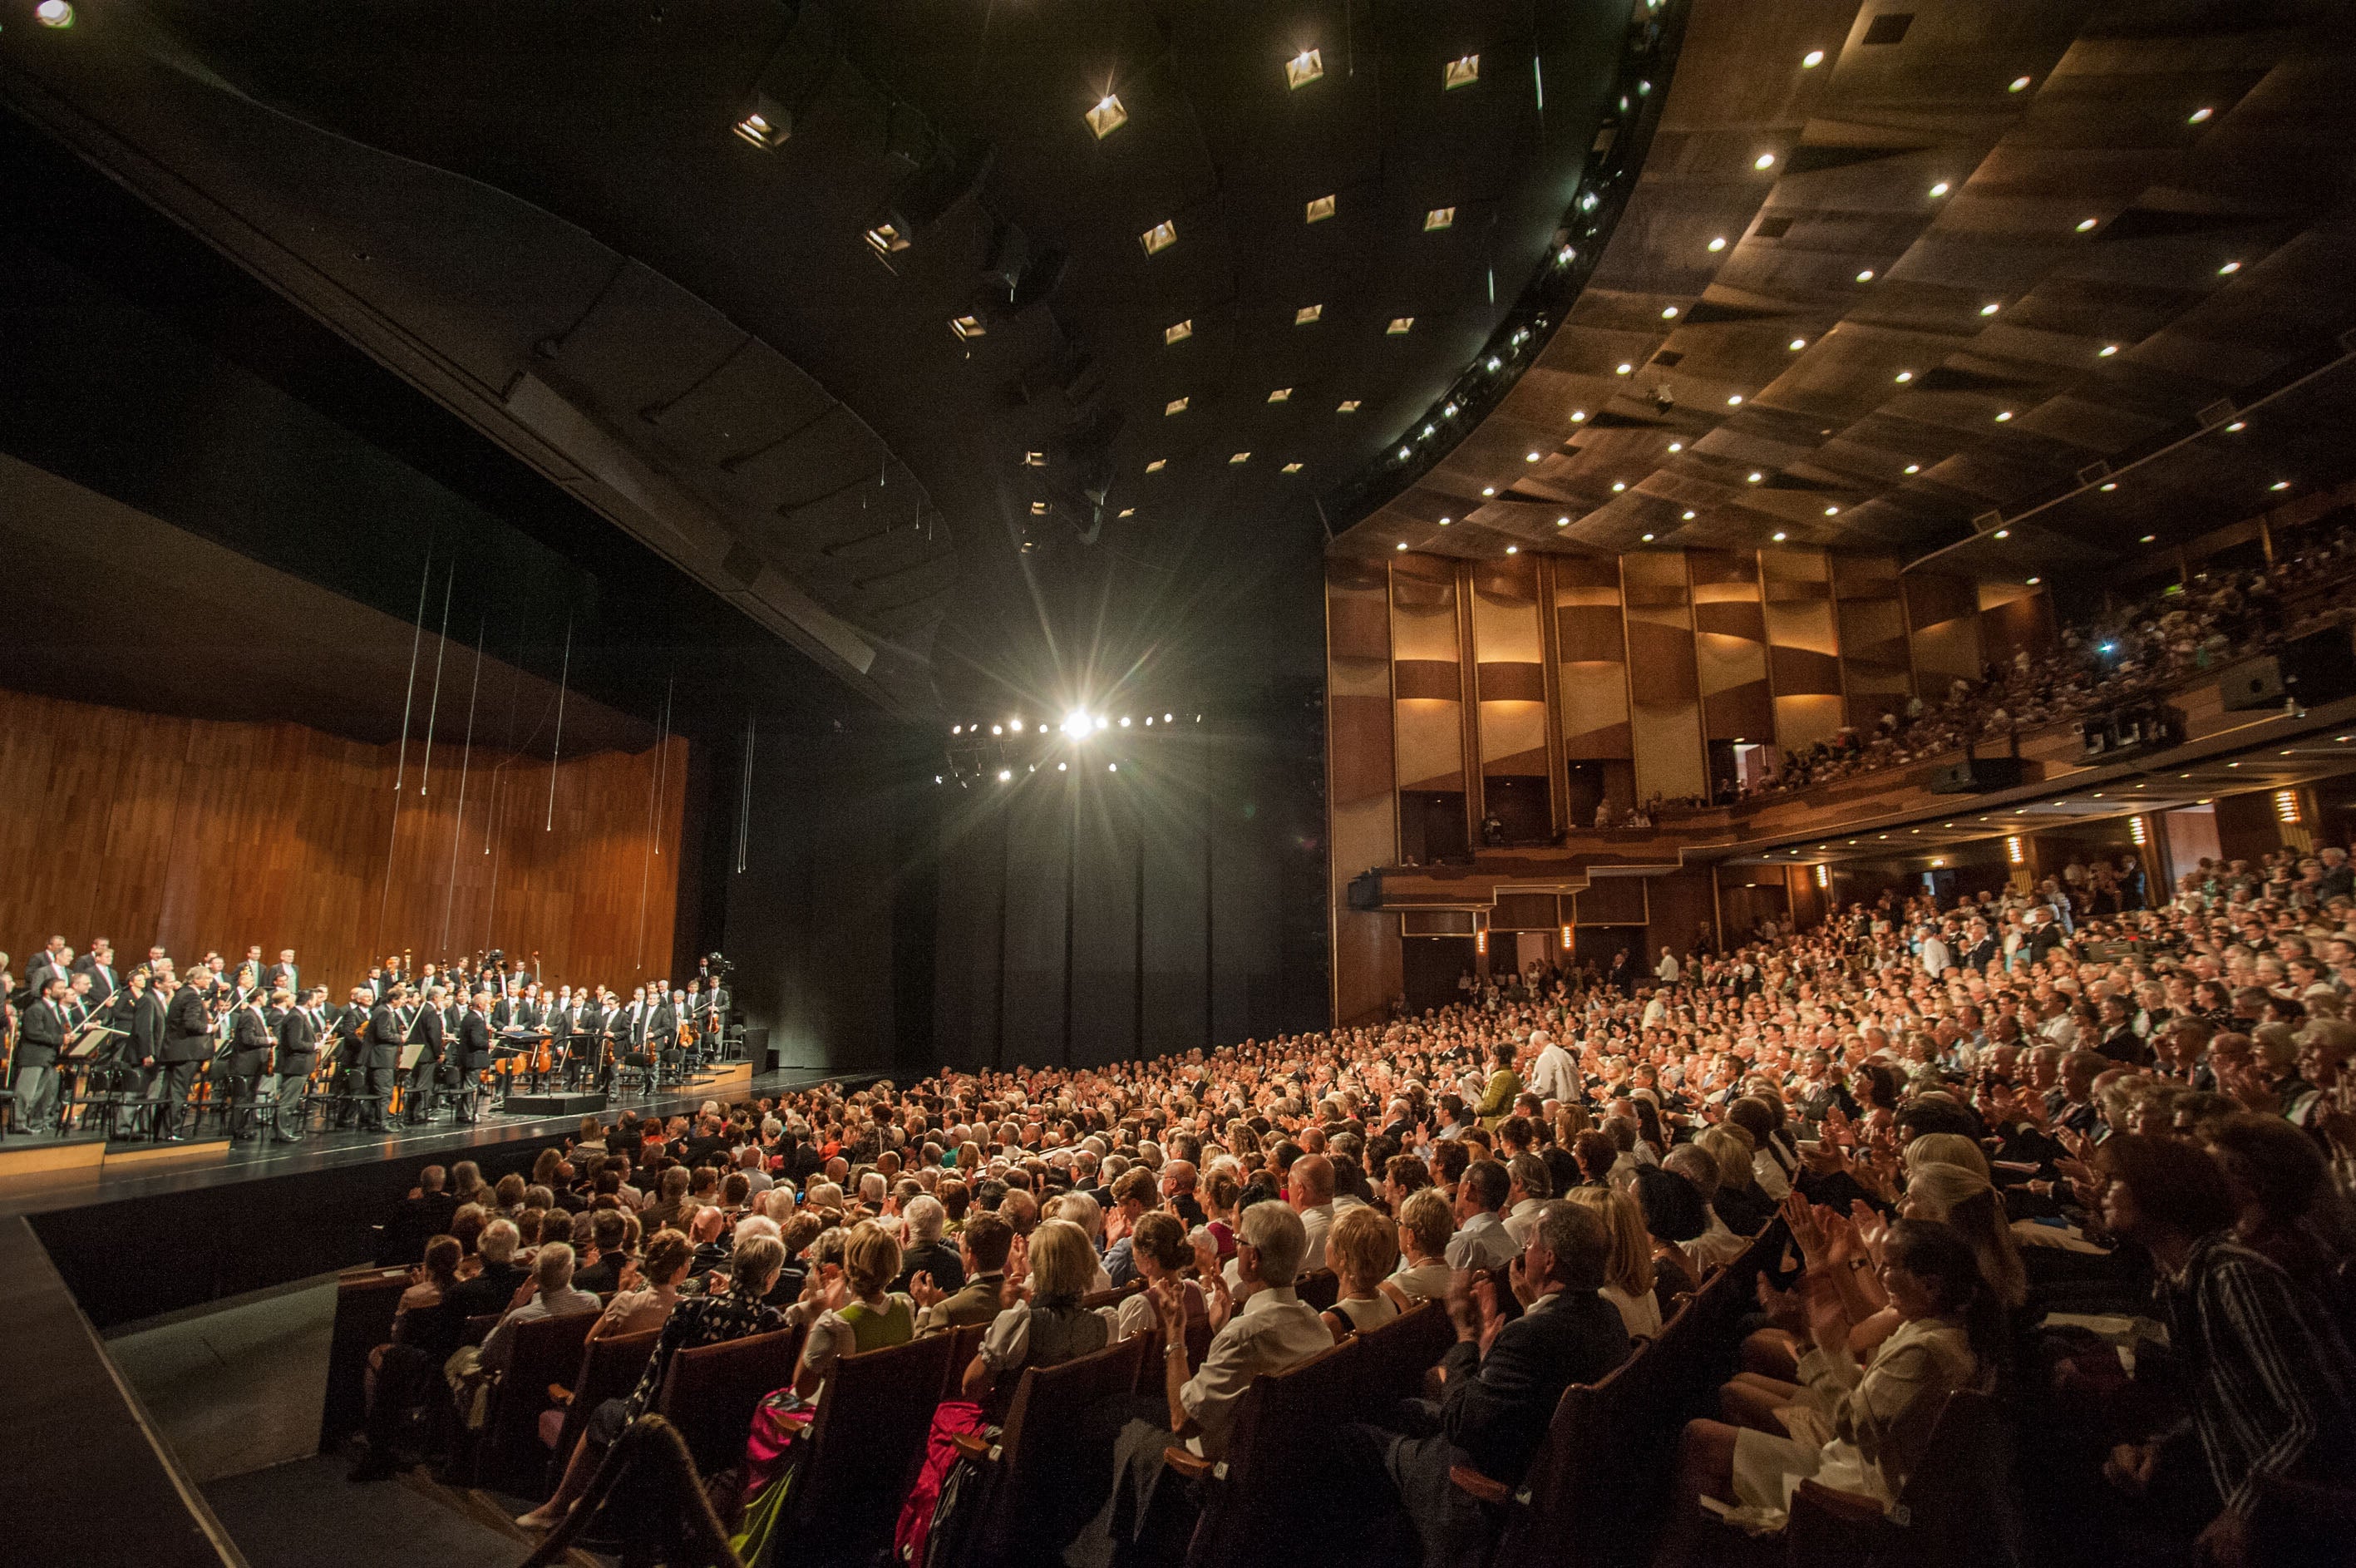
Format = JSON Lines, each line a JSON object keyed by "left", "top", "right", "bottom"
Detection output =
{"left": 837, "top": 1294, "right": 915, "bottom": 1353}
{"left": 1475, "top": 1067, "right": 1523, "bottom": 1129}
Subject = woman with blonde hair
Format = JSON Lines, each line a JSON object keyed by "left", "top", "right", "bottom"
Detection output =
{"left": 964, "top": 1219, "right": 1111, "bottom": 1399}
{"left": 1565, "top": 1186, "right": 1660, "bottom": 1338}
{"left": 1386, "top": 1186, "right": 1456, "bottom": 1304}
{"left": 1903, "top": 1132, "right": 1989, "bottom": 1181}
{"left": 1694, "top": 1124, "right": 1773, "bottom": 1235}
{"left": 1321, "top": 1206, "right": 1401, "bottom": 1339}
{"left": 791, "top": 1219, "right": 914, "bottom": 1398}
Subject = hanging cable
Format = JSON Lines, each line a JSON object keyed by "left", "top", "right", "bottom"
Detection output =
{"left": 634, "top": 675, "right": 673, "bottom": 974}
{"left": 379, "top": 545, "right": 435, "bottom": 941}
{"left": 417, "top": 560, "right": 455, "bottom": 796}
{"left": 736, "top": 714, "right": 757, "bottom": 874}
{"left": 545, "top": 610, "right": 574, "bottom": 831}
{"left": 441, "top": 614, "right": 485, "bottom": 952}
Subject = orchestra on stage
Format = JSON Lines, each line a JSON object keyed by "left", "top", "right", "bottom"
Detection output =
{"left": 0, "top": 938, "right": 736, "bottom": 1143}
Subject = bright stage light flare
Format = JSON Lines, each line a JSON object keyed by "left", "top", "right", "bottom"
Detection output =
{"left": 1062, "top": 709, "right": 1092, "bottom": 738}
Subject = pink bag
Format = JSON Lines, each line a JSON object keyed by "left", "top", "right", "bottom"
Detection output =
{"left": 892, "top": 1398, "right": 990, "bottom": 1566}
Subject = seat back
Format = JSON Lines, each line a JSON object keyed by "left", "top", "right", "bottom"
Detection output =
{"left": 1081, "top": 1279, "right": 1145, "bottom": 1311}
{"left": 1184, "top": 1337, "right": 1367, "bottom": 1568}
{"left": 477, "top": 1310, "right": 598, "bottom": 1488}
{"left": 654, "top": 1324, "right": 805, "bottom": 1473}
{"left": 545, "top": 1326, "right": 660, "bottom": 1482}
{"left": 1494, "top": 1321, "right": 1665, "bottom": 1568}
{"left": 786, "top": 1332, "right": 959, "bottom": 1556}
{"left": 1346, "top": 1301, "right": 1452, "bottom": 1410}
{"left": 1294, "top": 1269, "right": 1341, "bottom": 1312}
{"left": 319, "top": 1268, "right": 410, "bottom": 1452}
{"left": 942, "top": 1320, "right": 990, "bottom": 1395}
{"left": 970, "top": 1335, "right": 1148, "bottom": 1568}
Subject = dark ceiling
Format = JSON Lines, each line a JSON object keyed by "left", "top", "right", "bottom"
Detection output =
{"left": 1335, "top": 0, "right": 2356, "bottom": 579}
{"left": 0, "top": 0, "right": 1636, "bottom": 721}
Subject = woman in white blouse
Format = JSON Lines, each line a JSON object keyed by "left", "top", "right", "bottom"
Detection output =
{"left": 1322, "top": 1207, "right": 1401, "bottom": 1339}
{"left": 964, "top": 1220, "right": 1111, "bottom": 1402}
{"left": 1566, "top": 1186, "right": 1660, "bottom": 1339}
{"left": 1385, "top": 1186, "right": 1456, "bottom": 1304}
{"left": 1102, "top": 1212, "right": 1205, "bottom": 1344}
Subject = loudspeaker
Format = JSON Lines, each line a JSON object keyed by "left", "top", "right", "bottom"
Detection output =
{"left": 2220, "top": 628, "right": 2356, "bottom": 711}
{"left": 1929, "top": 755, "right": 2026, "bottom": 794}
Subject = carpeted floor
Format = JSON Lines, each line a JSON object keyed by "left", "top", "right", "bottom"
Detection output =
{"left": 105, "top": 1276, "right": 337, "bottom": 1485}
{"left": 204, "top": 1455, "right": 600, "bottom": 1568}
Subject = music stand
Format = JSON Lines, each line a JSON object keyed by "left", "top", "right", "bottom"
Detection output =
{"left": 61, "top": 1024, "right": 126, "bottom": 1137}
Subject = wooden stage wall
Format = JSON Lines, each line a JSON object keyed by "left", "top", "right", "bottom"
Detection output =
{"left": 0, "top": 687, "right": 687, "bottom": 995}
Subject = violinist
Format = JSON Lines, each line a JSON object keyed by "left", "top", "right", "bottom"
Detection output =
{"left": 224, "top": 984, "right": 274, "bottom": 1141}
{"left": 272, "top": 987, "right": 323, "bottom": 1143}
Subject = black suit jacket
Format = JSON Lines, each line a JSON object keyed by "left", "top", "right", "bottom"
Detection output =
{"left": 161, "top": 987, "right": 215, "bottom": 1065}
{"left": 227, "top": 1004, "right": 273, "bottom": 1075}
{"left": 456, "top": 1012, "right": 492, "bottom": 1071}
{"left": 366, "top": 1003, "right": 404, "bottom": 1069}
{"left": 1437, "top": 1289, "right": 1631, "bottom": 1487}
{"left": 17, "top": 998, "right": 67, "bottom": 1069}
{"left": 412, "top": 1005, "right": 446, "bottom": 1063}
{"left": 130, "top": 990, "right": 167, "bottom": 1066}
{"left": 71, "top": 958, "right": 118, "bottom": 1005}
{"left": 276, "top": 1007, "right": 320, "bottom": 1073}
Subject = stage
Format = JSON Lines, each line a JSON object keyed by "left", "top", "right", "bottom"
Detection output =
{"left": 4, "top": 1066, "right": 876, "bottom": 1329}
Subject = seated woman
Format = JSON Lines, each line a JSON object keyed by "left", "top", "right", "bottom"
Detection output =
{"left": 1102, "top": 1213, "right": 1205, "bottom": 1346}
{"left": 1322, "top": 1206, "right": 1401, "bottom": 1339}
{"left": 1566, "top": 1186, "right": 1661, "bottom": 1339}
{"left": 1630, "top": 1164, "right": 1705, "bottom": 1306}
{"left": 1386, "top": 1186, "right": 1456, "bottom": 1304}
{"left": 968, "top": 1218, "right": 1112, "bottom": 1401}
{"left": 594, "top": 1229, "right": 694, "bottom": 1338}
{"left": 794, "top": 1220, "right": 915, "bottom": 1400}
{"left": 1657, "top": 1220, "right": 1995, "bottom": 1566}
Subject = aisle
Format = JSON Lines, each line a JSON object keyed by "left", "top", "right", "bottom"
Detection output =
{"left": 205, "top": 1456, "right": 604, "bottom": 1568}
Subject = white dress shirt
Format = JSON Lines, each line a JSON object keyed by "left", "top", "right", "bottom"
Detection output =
{"left": 1528, "top": 1043, "right": 1580, "bottom": 1104}
{"left": 1179, "top": 1285, "right": 1331, "bottom": 1458}
{"left": 1444, "top": 1210, "right": 1518, "bottom": 1273}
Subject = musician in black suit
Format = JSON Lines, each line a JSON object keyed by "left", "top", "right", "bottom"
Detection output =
{"left": 451, "top": 992, "right": 494, "bottom": 1124}
{"left": 271, "top": 988, "right": 323, "bottom": 1143}
{"left": 224, "top": 988, "right": 274, "bottom": 1141}
{"left": 363, "top": 986, "right": 406, "bottom": 1132}
{"left": 327, "top": 987, "right": 369, "bottom": 1128}
{"left": 586, "top": 991, "right": 621, "bottom": 1092}
{"left": 71, "top": 939, "right": 120, "bottom": 1007}
{"left": 264, "top": 949, "right": 299, "bottom": 996}
{"left": 116, "top": 969, "right": 165, "bottom": 1139}
{"left": 402, "top": 985, "right": 446, "bottom": 1126}
{"left": 12, "top": 974, "right": 70, "bottom": 1135}
{"left": 649, "top": 987, "right": 680, "bottom": 1082}
{"left": 156, "top": 969, "right": 216, "bottom": 1141}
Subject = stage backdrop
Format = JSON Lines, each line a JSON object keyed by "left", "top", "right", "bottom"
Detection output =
{"left": 0, "top": 686, "right": 686, "bottom": 995}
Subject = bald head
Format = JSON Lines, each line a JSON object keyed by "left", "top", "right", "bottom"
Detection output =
{"left": 1289, "top": 1152, "right": 1334, "bottom": 1209}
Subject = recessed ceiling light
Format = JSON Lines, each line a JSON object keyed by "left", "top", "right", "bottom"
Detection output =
{"left": 1825, "top": 505, "right": 1841, "bottom": 515}
{"left": 1286, "top": 49, "right": 1324, "bottom": 90}
{"left": 1505, "top": 545, "right": 1519, "bottom": 555}
{"left": 1994, "top": 528, "right": 2010, "bottom": 539}
{"left": 1086, "top": 94, "right": 1128, "bottom": 138}
{"left": 1979, "top": 303, "right": 2001, "bottom": 316}
{"left": 2098, "top": 344, "right": 2118, "bottom": 357}
{"left": 2077, "top": 218, "right": 2099, "bottom": 233}
{"left": 1683, "top": 510, "right": 1697, "bottom": 520}
{"left": 1282, "top": 461, "right": 1303, "bottom": 474}
{"left": 1425, "top": 205, "right": 1456, "bottom": 231}
{"left": 1994, "top": 410, "right": 2013, "bottom": 422}
{"left": 1029, "top": 500, "right": 1049, "bottom": 515}
{"left": 1707, "top": 236, "right": 1728, "bottom": 254}
{"left": 1570, "top": 410, "right": 1588, "bottom": 422}
{"left": 1481, "top": 486, "right": 1496, "bottom": 496}
{"left": 1165, "top": 319, "right": 1193, "bottom": 345}
{"left": 1904, "top": 463, "right": 1920, "bottom": 474}
{"left": 1668, "top": 441, "right": 1683, "bottom": 452}
{"left": 2140, "top": 534, "right": 2155, "bottom": 543}
{"left": 1894, "top": 370, "right": 1914, "bottom": 383}
{"left": 1305, "top": 194, "right": 1337, "bottom": 224}
{"left": 1267, "top": 387, "right": 1292, "bottom": 403}
{"left": 1141, "top": 219, "right": 1176, "bottom": 254}
{"left": 1929, "top": 181, "right": 1951, "bottom": 198}
{"left": 1643, "top": 531, "right": 1656, "bottom": 541}
{"left": 2271, "top": 481, "right": 2291, "bottom": 491}
{"left": 1146, "top": 457, "right": 1166, "bottom": 473}
{"left": 1337, "top": 399, "right": 1360, "bottom": 412}
{"left": 1387, "top": 317, "right": 1414, "bottom": 334}
{"left": 1557, "top": 516, "right": 1570, "bottom": 526}
{"left": 1802, "top": 49, "right": 1826, "bottom": 67}
{"left": 865, "top": 221, "right": 909, "bottom": 257}
{"left": 2218, "top": 260, "right": 2241, "bottom": 274}
{"left": 1230, "top": 451, "right": 1250, "bottom": 464}
{"left": 2009, "top": 75, "right": 2033, "bottom": 92}
{"left": 2226, "top": 420, "right": 2246, "bottom": 431}
{"left": 1789, "top": 338, "right": 1806, "bottom": 351}
{"left": 1728, "top": 394, "right": 1744, "bottom": 406}
{"left": 949, "top": 314, "right": 986, "bottom": 341}
{"left": 1772, "top": 531, "right": 1788, "bottom": 541}
{"left": 1616, "top": 362, "right": 1634, "bottom": 375}
{"left": 1398, "top": 446, "right": 1411, "bottom": 459}
{"left": 1118, "top": 506, "right": 1136, "bottom": 518}
{"left": 1444, "top": 54, "right": 1481, "bottom": 91}
{"left": 1662, "top": 305, "right": 1680, "bottom": 319}
{"left": 2099, "top": 481, "right": 2117, "bottom": 491}
{"left": 1396, "top": 541, "right": 1408, "bottom": 550}
{"left": 1437, "top": 515, "right": 1452, "bottom": 526}
{"left": 2025, "top": 575, "right": 2040, "bottom": 584}
{"left": 1613, "top": 481, "right": 1627, "bottom": 491}
{"left": 734, "top": 111, "right": 783, "bottom": 149}
{"left": 1296, "top": 303, "right": 1324, "bottom": 326}
{"left": 2188, "top": 106, "right": 2213, "bottom": 123}
{"left": 1165, "top": 397, "right": 1189, "bottom": 416}
{"left": 36, "top": 0, "right": 72, "bottom": 23}
{"left": 1856, "top": 269, "right": 1875, "bottom": 283}
{"left": 1747, "top": 471, "right": 1762, "bottom": 483}
{"left": 1755, "top": 153, "right": 1777, "bottom": 170}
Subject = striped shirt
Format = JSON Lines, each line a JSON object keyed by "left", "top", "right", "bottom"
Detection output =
{"left": 2160, "top": 1231, "right": 2356, "bottom": 1514}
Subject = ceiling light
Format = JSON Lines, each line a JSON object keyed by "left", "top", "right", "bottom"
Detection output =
{"left": 36, "top": 0, "right": 72, "bottom": 24}
{"left": 1425, "top": 206, "right": 1456, "bottom": 231}
{"left": 1029, "top": 500, "right": 1049, "bottom": 515}
{"left": 1165, "top": 319, "right": 1193, "bottom": 344}
{"left": 1772, "top": 531, "right": 1788, "bottom": 541}
{"left": 1230, "top": 451, "right": 1250, "bottom": 464}
{"left": 1825, "top": 505, "right": 1840, "bottom": 515}
{"left": 1438, "top": 516, "right": 1452, "bottom": 526}
{"left": 1387, "top": 317, "right": 1414, "bottom": 334}
{"left": 1802, "top": 49, "right": 1825, "bottom": 67}
{"left": 865, "top": 222, "right": 909, "bottom": 257}
{"left": 1616, "top": 362, "right": 1633, "bottom": 375}
{"left": 1086, "top": 94, "right": 1128, "bottom": 138}
{"left": 1928, "top": 181, "right": 1949, "bottom": 198}
{"left": 1397, "top": 446, "right": 1412, "bottom": 459}
{"left": 1141, "top": 219, "right": 1176, "bottom": 254}
{"left": 1145, "top": 457, "right": 1166, "bottom": 472}
{"left": 1994, "top": 410, "right": 2013, "bottom": 422}
{"left": 2271, "top": 481, "right": 2290, "bottom": 491}
{"left": 1505, "top": 546, "right": 1519, "bottom": 555}
{"left": 2140, "top": 534, "right": 2155, "bottom": 543}
{"left": 1728, "top": 394, "right": 1744, "bottom": 406}
{"left": 1641, "top": 531, "right": 1656, "bottom": 541}
{"left": 1856, "top": 269, "right": 1875, "bottom": 282}
{"left": 1486, "top": 357, "right": 1502, "bottom": 371}
{"left": 1396, "top": 541, "right": 1408, "bottom": 550}
{"left": 1481, "top": 486, "right": 1496, "bottom": 496}
{"left": 1994, "top": 528, "right": 2010, "bottom": 539}
{"left": 2025, "top": 575, "right": 2040, "bottom": 584}
{"left": 2098, "top": 344, "right": 2118, "bottom": 357}
{"left": 1444, "top": 54, "right": 1481, "bottom": 91}
{"left": 1118, "top": 506, "right": 1136, "bottom": 517}
{"left": 1292, "top": 304, "right": 1326, "bottom": 330}
{"left": 1708, "top": 236, "right": 1728, "bottom": 252}
{"left": 1747, "top": 471, "right": 1763, "bottom": 483}
{"left": 2077, "top": 218, "right": 2099, "bottom": 233}
{"left": 1337, "top": 399, "right": 1361, "bottom": 412}
{"left": 2009, "top": 75, "right": 2033, "bottom": 92}
{"left": 1894, "top": 371, "right": 1914, "bottom": 383}
{"left": 2188, "top": 106, "right": 2213, "bottom": 123}
{"left": 2226, "top": 420, "right": 2246, "bottom": 431}
{"left": 1286, "top": 48, "right": 1324, "bottom": 90}
{"left": 1165, "top": 397, "right": 1188, "bottom": 416}
{"left": 1755, "top": 153, "right": 1777, "bottom": 170}
{"left": 1668, "top": 441, "right": 1683, "bottom": 452}
{"left": 992, "top": 724, "right": 1003, "bottom": 735}
{"left": 998, "top": 770, "right": 1011, "bottom": 782}
{"left": 2099, "top": 481, "right": 2117, "bottom": 491}
{"left": 1557, "top": 516, "right": 1570, "bottom": 526}
{"left": 1613, "top": 481, "right": 1626, "bottom": 491}
{"left": 1305, "top": 194, "right": 1337, "bottom": 224}
{"left": 1443, "top": 402, "right": 1458, "bottom": 417}
{"left": 1904, "top": 464, "right": 1920, "bottom": 474}
{"left": 734, "top": 111, "right": 783, "bottom": 149}
{"left": 949, "top": 314, "right": 986, "bottom": 342}
{"left": 1682, "top": 510, "right": 1696, "bottom": 520}
{"left": 1979, "top": 303, "right": 2000, "bottom": 315}
{"left": 1282, "top": 461, "right": 1304, "bottom": 474}
{"left": 1662, "top": 306, "right": 1680, "bottom": 319}
{"left": 1268, "top": 387, "right": 1292, "bottom": 402}
{"left": 1525, "top": 451, "right": 1544, "bottom": 464}
{"left": 1789, "top": 338, "right": 1806, "bottom": 351}
{"left": 2218, "top": 259, "right": 2241, "bottom": 274}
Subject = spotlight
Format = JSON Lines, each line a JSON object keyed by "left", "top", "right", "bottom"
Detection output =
{"left": 1789, "top": 338, "right": 1806, "bottom": 351}
{"left": 734, "top": 111, "right": 784, "bottom": 149}
{"left": 1095, "top": 715, "right": 1110, "bottom": 731}
{"left": 2188, "top": 106, "right": 2213, "bottom": 123}
{"left": 1708, "top": 236, "right": 1728, "bottom": 252}
{"left": 1979, "top": 303, "right": 2000, "bottom": 315}
{"left": 1856, "top": 269, "right": 1875, "bottom": 283}
{"left": 1119, "top": 716, "right": 1131, "bottom": 727}
{"left": 1057, "top": 762, "right": 1067, "bottom": 772}
{"left": 1165, "top": 713, "right": 1174, "bottom": 722}
{"left": 1086, "top": 95, "right": 1128, "bottom": 139}
{"left": 1009, "top": 718, "right": 1026, "bottom": 732}
{"left": 992, "top": 725, "right": 1003, "bottom": 736}
{"left": 1755, "top": 153, "right": 1776, "bottom": 170}
{"left": 1994, "top": 528, "right": 2010, "bottom": 539}
{"left": 951, "top": 725, "right": 962, "bottom": 735}
{"left": 998, "top": 769, "right": 1012, "bottom": 782}
{"left": 2218, "top": 260, "right": 2241, "bottom": 274}
{"left": 1928, "top": 181, "right": 1949, "bottom": 197}
{"left": 2098, "top": 344, "right": 2118, "bottom": 357}
{"left": 2009, "top": 75, "right": 2032, "bottom": 92}
{"left": 1772, "top": 531, "right": 1787, "bottom": 542}
{"left": 35, "top": 0, "right": 71, "bottom": 25}
{"left": 1062, "top": 709, "right": 1091, "bottom": 738}
{"left": 1802, "top": 49, "right": 1824, "bottom": 67}
{"left": 2077, "top": 218, "right": 2099, "bottom": 233}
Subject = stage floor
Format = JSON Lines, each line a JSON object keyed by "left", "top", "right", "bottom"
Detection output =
{"left": 0, "top": 1065, "right": 857, "bottom": 1220}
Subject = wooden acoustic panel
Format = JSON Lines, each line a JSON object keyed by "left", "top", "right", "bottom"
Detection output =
{"left": 0, "top": 687, "right": 684, "bottom": 995}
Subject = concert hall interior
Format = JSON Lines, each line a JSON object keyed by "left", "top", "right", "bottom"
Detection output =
{"left": 6, "top": 2, "right": 2356, "bottom": 1566}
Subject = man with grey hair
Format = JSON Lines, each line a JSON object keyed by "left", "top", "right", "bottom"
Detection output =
{"left": 1289, "top": 1152, "right": 1337, "bottom": 1274}
{"left": 895, "top": 1193, "right": 963, "bottom": 1294}
{"left": 446, "top": 1218, "right": 530, "bottom": 1319}
{"left": 481, "top": 1241, "right": 600, "bottom": 1372}
{"left": 1349, "top": 1200, "right": 1628, "bottom": 1568}
{"left": 1068, "top": 1201, "right": 1331, "bottom": 1568}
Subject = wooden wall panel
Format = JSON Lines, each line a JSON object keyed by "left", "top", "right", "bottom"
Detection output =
{"left": 0, "top": 687, "right": 684, "bottom": 995}
{"left": 1472, "top": 560, "right": 1545, "bottom": 775}
{"left": 1327, "top": 562, "right": 1399, "bottom": 1023}
{"left": 1693, "top": 551, "right": 1770, "bottom": 743}
{"left": 1622, "top": 553, "right": 1707, "bottom": 803}
{"left": 1905, "top": 571, "right": 1984, "bottom": 701}
{"left": 1392, "top": 562, "right": 1466, "bottom": 793}
{"left": 1834, "top": 554, "right": 1911, "bottom": 730}
{"left": 1762, "top": 549, "right": 1844, "bottom": 756}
